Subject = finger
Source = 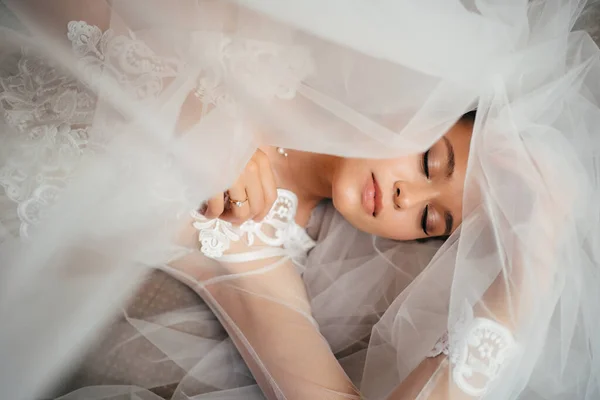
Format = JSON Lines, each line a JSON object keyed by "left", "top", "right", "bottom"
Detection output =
{"left": 203, "top": 193, "right": 225, "bottom": 219}
{"left": 244, "top": 164, "right": 265, "bottom": 219}
{"left": 254, "top": 152, "right": 277, "bottom": 221}
{"left": 224, "top": 182, "right": 250, "bottom": 223}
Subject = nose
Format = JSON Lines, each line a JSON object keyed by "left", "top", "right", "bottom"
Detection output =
{"left": 393, "top": 181, "right": 438, "bottom": 210}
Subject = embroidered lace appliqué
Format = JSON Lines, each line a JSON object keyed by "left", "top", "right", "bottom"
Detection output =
{"left": 190, "top": 189, "right": 316, "bottom": 267}
{"left": 451, "top": 318, "right": 516, "bottom": 397}
{"left": 428, "top": 305, "right": 517, "bottom": 397}
{"left": 190, "top": 217, "right": 242, "bottom": 259}
{"left": 0, "top": 21, "right": 185, "bottom": 238}
{"left": 190, "top": 32, "right": 313, "bottom": 113}
{"left": 67, "top": 21, "right": 180, "bottom": 100}
{"left": 0, "top": 21, "right": 312, "bottom": 240}
{"left": 0, "top": 47, "right": 96, "bottom": 237}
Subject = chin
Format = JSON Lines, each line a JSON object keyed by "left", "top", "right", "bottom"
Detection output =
{"left": 330, "top": 191, "right": 346, "bottom": 218}
{"left": 332, "top": 199, "right": 366, "bottom": 231}
{"left": 331, "top": 185, "right": 354, "bottom": 216}
{"left": 331, "top": 174, "right": 369, "bottom": 227}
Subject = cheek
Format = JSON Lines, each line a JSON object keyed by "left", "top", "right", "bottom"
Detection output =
{"left": 373, "top": 210, "right": 421, "bottom": 241}
{"left": 332, "top": 162, "right": 363, "bottom": 209}
{"left": 331, "top": 178, "right": 360, "bottom": 221}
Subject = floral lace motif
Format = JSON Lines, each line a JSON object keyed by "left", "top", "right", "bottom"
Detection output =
{"left": 428, "top": 304, "right": 517, "bottom": 397}
{"left": 190, "top": 189, "right": 316, "bottom": 268}
{"left": 190, "top": 217, "right": 242, "bottom": 259}
{"left": 0, "top": 21, "right": 312, "bottom": 239}
{"left": 0, "top": 44, "right": 97, "bottom": 238}
{"left": 0, "top": 21, "right": 182, "bottom": 238}
{"left": 452, "top": 318, "right": 516, "bottom": 397}
{"left": 191, "top": 32, "right": 313, "bottom": 113}
{"left": 67, "top": 21, "right": 180, "bottom": 100}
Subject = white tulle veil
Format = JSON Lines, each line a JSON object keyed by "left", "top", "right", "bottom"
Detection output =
{"left": 0, "top": 1, "right": 598, "bottom": 399}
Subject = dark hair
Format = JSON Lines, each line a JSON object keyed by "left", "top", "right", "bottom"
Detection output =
{"left": 415, "top": 236, "right": 449, "bottom": 244}
{"left": 460, "top": 109, "right": 477, "bottom": 124}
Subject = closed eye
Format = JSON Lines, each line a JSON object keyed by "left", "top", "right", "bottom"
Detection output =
{"left": 421, "top": 205, "right": 429, "bottom": 235}
{"left": 422, "top": 150, "right": 430, "bottom": 178}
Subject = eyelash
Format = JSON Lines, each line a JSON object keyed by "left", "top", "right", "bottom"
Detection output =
{"left": 421, "top": 205, "right": 430, "bottom": 235}
{"left": 421, "top": 150, "right": 431, "bottom": 235}
{"left": 422, "top": 150, "right": 430, "bottom": 178}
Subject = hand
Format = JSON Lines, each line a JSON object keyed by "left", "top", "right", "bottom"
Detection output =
{"left": 200, "top": 149, "right": 278, "bottom": 223}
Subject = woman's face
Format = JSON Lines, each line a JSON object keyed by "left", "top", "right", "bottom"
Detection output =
{"left": 331, "top": 120, "right": 472, "bottom": 241}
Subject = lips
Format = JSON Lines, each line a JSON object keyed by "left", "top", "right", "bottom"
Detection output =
{"left": 373, "top": 174, "right": 383, "bottom": 216}
{"left": 361, "top": 174, "right": 376, "bottom": 216}
{"left": 362, "top": 173, "right": 383, "bottom": 217}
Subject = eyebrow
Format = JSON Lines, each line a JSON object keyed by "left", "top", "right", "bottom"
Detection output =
{"left": 443, "top": 137, "right": 455, "bottom": 179}
{"left": 443, "top": 210, "right": 454, "bottom": 236}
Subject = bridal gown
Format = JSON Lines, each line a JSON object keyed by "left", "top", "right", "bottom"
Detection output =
{"left": 1, "top": 1, "right": 600, "bottom": 399}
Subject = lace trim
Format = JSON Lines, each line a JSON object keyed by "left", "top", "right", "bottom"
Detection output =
{"left": 428, "top": 305, "right": 517, "bottom": 396}
{"left": 190, "top": 189, "right": 315, "bottom": 266}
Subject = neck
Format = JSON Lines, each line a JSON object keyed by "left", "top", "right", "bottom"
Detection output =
{"left": 272, "top": 148, "right": 338, "bottom": 202}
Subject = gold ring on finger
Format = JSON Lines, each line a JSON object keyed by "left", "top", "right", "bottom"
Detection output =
{"left": 228, "top": 197, "right": 248, "bottom": 208}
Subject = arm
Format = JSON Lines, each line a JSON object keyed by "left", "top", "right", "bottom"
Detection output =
{"left": 386, "top": 218, "right": 558, "bottom": 399}
{"left": 167, "top": 213, "right": 360, "bottom": 400}
{"left": 386, "top": 272, "right": 522, "bottom": 400}
{"left": 201, "top": 263, "right": 360, "bottom": 400}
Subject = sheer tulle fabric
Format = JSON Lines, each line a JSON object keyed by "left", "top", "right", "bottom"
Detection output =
{"left": 0, "top": 1, "right": 598, "bottom": 399}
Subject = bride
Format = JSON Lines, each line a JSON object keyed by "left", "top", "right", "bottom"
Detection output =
{"left": 0, "top": 1, "right": 599, "bottom": 399}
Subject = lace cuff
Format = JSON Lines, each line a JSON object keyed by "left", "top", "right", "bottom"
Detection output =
{"left": 189, "top": 189, "right": 317, "bottom": 327}
{"left": 190, "top": 189, "right": 315, "bottom": 265}
{"left": 428, "top": 309, "right": 518, "bottom": 397}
